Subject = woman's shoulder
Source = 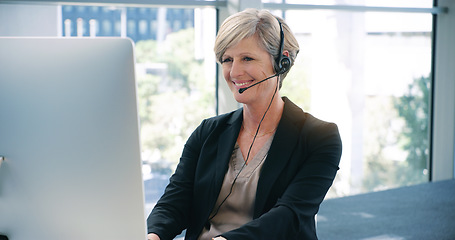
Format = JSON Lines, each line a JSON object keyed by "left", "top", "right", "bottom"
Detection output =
{"left": 202, "top": 108, "right": 242, "bottom": 127}
{"left": 192, "top": 108, "right": 242, "bottom": 138}
{"left": 303, "top": 112, "right": 338, "bottom": 131}
{"left": 283, "top": 97, "right": 340, "bottom": 138}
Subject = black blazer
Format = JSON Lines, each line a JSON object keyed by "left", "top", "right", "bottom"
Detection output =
{"left": 147, "top": 97, "right": 342, "bottom": 240}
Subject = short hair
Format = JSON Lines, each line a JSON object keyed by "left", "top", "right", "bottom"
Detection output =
{"left": 214, "top": 8, "right": 300, "bottom": 85}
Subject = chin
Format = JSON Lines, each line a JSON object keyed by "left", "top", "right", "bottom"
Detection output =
{"left": 233, "top": 91, "right": 257, "bottom": 105}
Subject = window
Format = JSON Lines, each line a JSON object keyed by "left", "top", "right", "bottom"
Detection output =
{"left": 270, "top": 4, "right": 432, "bottom": 197}
{"left": 59, "top": 1, "right": 434, "bottom": 203}
{"left": 61, "top": 5, "right": 217, "bottom": 214}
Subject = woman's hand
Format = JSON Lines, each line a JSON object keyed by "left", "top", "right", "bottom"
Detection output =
{"left": 147, "top": 233, "right": 161, "bottom": 240}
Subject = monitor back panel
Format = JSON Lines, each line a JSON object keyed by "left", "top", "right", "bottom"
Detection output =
{"left": 0, "top": 37, "right": 146, "bottom": 240}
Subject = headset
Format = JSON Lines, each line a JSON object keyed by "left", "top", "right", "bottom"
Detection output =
{"left": 238, "top": 17, "right": 291, "bottom": 94}
{"left": 275, "top": 17, "right": 291, "bottom": 75}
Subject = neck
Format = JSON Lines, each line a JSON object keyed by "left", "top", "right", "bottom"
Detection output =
{"left": 242, "top": 94, "right": 284, "bottom": 135}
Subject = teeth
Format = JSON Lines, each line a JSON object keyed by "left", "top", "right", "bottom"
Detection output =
{"left": 235, "top": 82, "right": 249, "bottom": 87}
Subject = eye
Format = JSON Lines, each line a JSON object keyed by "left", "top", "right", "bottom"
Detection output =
{"left": 243, "top": 56, "right": 253, "bottom": 61}
{"left": 221, "top": 57, "right": 232, "bottom": 64}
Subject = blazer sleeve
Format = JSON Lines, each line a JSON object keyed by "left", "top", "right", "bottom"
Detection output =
{"left": 221, "top": 120, "right": 342, "bottom": 240}
{"left": 146, "top": 119, "right": 207, "bottom": 240}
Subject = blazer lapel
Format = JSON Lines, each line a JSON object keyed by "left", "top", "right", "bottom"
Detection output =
{"left": 254, "top": 98, "right": 305, "bottom": 217}
{"left": 209, "top": 109, "right": 243, "bottom": 211}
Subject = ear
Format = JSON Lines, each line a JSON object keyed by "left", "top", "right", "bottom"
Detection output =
{"left": 283, "top": 50, "right": 290, "bottom": 58}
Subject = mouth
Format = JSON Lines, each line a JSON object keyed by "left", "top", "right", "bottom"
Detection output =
{"left": 233, "top": 80, "right": 253, "bottom": 89}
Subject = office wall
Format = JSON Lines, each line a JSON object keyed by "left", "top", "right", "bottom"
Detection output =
{"left": 0, "top": 3, "right": 60, "bottom": 36}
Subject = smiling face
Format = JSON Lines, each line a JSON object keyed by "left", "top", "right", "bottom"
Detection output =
{"left": 221, "top": 35, "right": 278, "bottom": 105}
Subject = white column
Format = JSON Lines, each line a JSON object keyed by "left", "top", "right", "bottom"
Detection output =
{"left": 89, "top": 19, "right": 97, "bottom": 37}
{"left": 64, "top": 19, "right": 72, "bottom": 37}
{"left": 432, "top": 0, "right": 455, "bottom": 181}
{"left": 120, "top": 7, "right": 127, "bottom": 38}
{"left": 77, "top": 18, "right": 84, "bottom": 37}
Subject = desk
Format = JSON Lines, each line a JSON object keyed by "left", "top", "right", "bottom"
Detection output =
{"left": 317, "top": 180, "right": 455, "bottom": 240}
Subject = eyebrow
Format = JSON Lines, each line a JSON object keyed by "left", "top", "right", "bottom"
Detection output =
{"left": 222, "top": 51, "right": 258, "bottom": 59}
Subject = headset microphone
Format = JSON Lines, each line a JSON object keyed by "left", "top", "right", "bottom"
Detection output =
{"left": 238, "top": 73, "right": 278, "bottom": 94}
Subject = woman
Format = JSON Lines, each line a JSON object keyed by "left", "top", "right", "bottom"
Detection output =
{"left": 147, "top": 8, "right": 342, "bottom": 240}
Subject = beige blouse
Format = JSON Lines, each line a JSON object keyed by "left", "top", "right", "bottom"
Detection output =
{"left": 198, "top": 135, "right": 275, "bottom": 240}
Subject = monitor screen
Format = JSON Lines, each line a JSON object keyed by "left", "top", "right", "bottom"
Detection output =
{"left": 0, "top": 37, "right": 146, "bottom": 240}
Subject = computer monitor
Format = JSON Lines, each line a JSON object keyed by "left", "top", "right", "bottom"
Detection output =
{"left": 0, "top": 37, "right": 147, "bottom": 240}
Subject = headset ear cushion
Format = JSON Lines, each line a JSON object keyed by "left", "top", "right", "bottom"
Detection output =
{"left": 279, "top": 55, "right": 291, "bottom": 74}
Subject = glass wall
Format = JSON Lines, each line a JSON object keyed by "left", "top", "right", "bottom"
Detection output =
{"left": 270, "top": 5, "right": 432, "bottom": 197}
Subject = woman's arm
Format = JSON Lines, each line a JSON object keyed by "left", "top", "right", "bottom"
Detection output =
{"left": 146, "top": 120, "right": 206, "bottom": 240}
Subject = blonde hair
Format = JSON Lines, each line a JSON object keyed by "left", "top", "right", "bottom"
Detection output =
{"left": 214, "top": 8, "right": 299, "bottom": 84}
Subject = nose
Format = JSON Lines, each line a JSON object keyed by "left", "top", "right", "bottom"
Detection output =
{"left": 229, "top": 59, "right": 244, "bottom": 79}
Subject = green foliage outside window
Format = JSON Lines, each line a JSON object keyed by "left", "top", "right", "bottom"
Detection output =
{"left": 364, "top": 75, "right": 430, "bottom": 192}
{"left": 135, "top": 28, "right": 215, "bottom": 174}
{"left": 393, "top": 75, "right": 430, "bottom": 185}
